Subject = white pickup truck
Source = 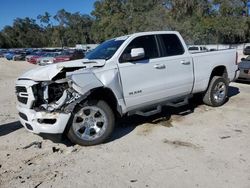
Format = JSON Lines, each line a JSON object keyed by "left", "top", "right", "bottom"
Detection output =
{"left": 16, "top": 31, "right": 239, "bottom": 146}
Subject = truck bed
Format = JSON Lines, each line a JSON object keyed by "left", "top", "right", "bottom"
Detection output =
{"left": 191, "top": 49, "right": 238, "bottom": 93}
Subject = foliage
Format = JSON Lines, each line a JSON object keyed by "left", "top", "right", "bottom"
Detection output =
{"left": 1, "top": 1, "right": 250, "bottom": 48}
{"left": 0, "top": 10, "right": 93, "bottom": 48}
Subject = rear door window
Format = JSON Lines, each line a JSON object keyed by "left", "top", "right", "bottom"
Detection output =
{"left": 159, "top": 34, "right": 185, "bottom": 57}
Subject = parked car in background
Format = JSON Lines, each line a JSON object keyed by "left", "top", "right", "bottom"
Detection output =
{"left": 5, "top": 51, "right": 16, "bottom": 60}
{"left": 25, "top": 50, "right": 42, "bottom": 62}
{"left": 243, "top": 46, "right": 250, "bottom": 55}
{"left": 238, "top": 56, "right": 250, "bottom": 81}
{"left": 28, "top": 55, "right": 43, "bottom": 64}
{"left": 27, "top": 51, "right": 49, "bottom": 64}
{"left": 26, "top": 49, "right": 62, "bottom": 64}
{"left": 37, "top": 52, "right": 61, "bottom": 66}
{"left": 0, "top": 49, "right": 8, "bottom": 58}
{"left": 188, "top": 46, "right": 208, "bottom": 53}
{"left": 53, "top": 49, "right": 84, "bottom": 63}
{"left": 5, "top": 50, "right": 27, "bottom": 61}
{"left": 13, "top": 51, "right": 30, "bottom": 61}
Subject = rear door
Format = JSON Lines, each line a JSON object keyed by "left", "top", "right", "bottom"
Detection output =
{"left": 156, "top": 34, "right": 194, "bottom": 97}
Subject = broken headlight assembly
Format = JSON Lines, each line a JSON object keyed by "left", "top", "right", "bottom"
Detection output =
{"left": 32, "top": 80, "right": 81, "bottom": 112}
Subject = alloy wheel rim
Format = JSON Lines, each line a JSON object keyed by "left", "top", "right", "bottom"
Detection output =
{"left": 72, "top": 106, "right": 108, "bottom": 141}
{"left": 213, "top": 82, "right": 226, "bottom": 103}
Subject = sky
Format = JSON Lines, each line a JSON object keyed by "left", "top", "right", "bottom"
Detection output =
{"left": 0, "top": 0, "right": 96, "bottom": 29}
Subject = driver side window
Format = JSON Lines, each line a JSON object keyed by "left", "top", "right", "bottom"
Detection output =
{"left": 120, "top": 35, "right": 159, "bottom": 62}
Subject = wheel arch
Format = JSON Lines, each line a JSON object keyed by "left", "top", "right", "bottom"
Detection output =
{"left": 198, "top": 65, "right": 229, "bottom": 96}
{"left": 205, "top": 65, "right": 229, "bottom": 91}
{"left": 210, "top": 65, "right": 228, "bottom": 81}
{"left": 86, "top": 87, "right": 123, "bottom": 118}
{"left": 63, "top": 87, "right": 121, "bottom": 139}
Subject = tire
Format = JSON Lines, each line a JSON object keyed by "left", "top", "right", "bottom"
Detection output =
{"left": 202, "top": 76, "right": 228, "bottom": 107}
{"left": 67, "top": 100, "right": 115, "bottom": 146}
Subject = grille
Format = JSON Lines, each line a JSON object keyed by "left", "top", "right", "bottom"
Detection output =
{"left": 17, "top": 96, "right": 28, "bottom": 104}
{"left": 16, "top": 86, "right": 27, "bottom": 93}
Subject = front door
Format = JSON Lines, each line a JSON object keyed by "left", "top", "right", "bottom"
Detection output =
{"left": 118, "top": 35, "right": 168, "bottom": 109}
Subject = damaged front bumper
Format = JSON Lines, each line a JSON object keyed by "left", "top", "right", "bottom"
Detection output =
{"left": 15, "top": 60, "right": 105, "bottom": 135}
{"left": 17, "top": 105, "right": 71, "bottom": 134}
{"left": 15, "top": 79, "right": 84, "bottom": 134}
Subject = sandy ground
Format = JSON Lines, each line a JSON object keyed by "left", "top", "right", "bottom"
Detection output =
{"left": 0, "top": 58, "right": 249, "bottom": 188}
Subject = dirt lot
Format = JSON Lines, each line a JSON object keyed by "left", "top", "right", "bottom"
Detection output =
{"left": 0, "top": 58, "right": 249, "bottom": 188}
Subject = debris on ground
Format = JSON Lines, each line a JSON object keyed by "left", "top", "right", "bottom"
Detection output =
{"left": 220, "top": 136, "right": 231, "bottom": 139}
{"left": 34, "top": 182, "right": 43, "bottom": 188}
{"left": 22, "top": 141, "right": 42, "bottom": 149}
{"left": 234, "top": 129, "right": 242, "bottom": 133}
{"left": 24, "top": 159, "right": 34, "bottom": 166}
{"left": 52, "top": 146, "right": 63, "bottom": 153}
{"left": 64, "top": 146, "right": 78, "bottom": 154}
{"left": 130, "top": 179, "right": 138, "bottom": 183}
{"left": 163, "top": 139, "right": 200, "bottom": 149}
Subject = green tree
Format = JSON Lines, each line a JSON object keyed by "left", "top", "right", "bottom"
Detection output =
{"left": 1, "top": 0, "right": 250, "bottom": 48}
{"left": 91, "top": 0, "right": 168, "bottom": 42}
{"left": 1, "top": 17, "right": 46, "bottom": 48}
{"left": 37, "top": 12, "right": 52, "bottom": 28}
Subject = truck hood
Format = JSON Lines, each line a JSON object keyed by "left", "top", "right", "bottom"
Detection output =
{"left": 19, "top": 59, "right": 106, "bottom": 81}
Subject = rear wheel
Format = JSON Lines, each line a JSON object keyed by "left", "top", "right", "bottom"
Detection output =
{"left": 203, "top": 76, "right": 228, "bottom": 107}
{"left": 67, "top": 100, "right": 115, "bottom": 146}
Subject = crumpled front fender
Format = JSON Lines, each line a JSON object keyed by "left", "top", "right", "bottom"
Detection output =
{"left": 70, "top": 72, "right": 103, "bottom": 95}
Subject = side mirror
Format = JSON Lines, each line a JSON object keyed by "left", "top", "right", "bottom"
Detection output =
{"left": 130, "top": 48, "right": 145, "bottom": 60}
{"left": 120, "top": 48, "right": 145, "bottom": 63}
{"left": 241, "top": 58, "right": 245, "bottom": 61}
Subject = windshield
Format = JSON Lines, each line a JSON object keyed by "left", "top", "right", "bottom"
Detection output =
{"left": 86, "top": 39, "right": 125, "bottom": 60}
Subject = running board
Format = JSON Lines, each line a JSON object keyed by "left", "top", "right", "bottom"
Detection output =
{"left": 167, "top": 97, "right": 189, "bottom": 108}
{"left": 133, "top": 97, "right": 189, "bottom": 117}
{"left": 135, "top": 106, "right": 162, "bottom": 116}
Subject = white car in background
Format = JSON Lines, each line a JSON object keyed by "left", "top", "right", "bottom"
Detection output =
{"left": 188, "top": 46, "right": 208, "bottom": 53}
{"left": 37, "top": 53, "right": 61, "bottom": 66}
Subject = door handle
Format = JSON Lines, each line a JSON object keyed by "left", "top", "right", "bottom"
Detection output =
{"left": 154, "top": 64, "right": 166, "bottom": 69}
{"left": 181, "top": 60, "right": 191, "bottom": 65}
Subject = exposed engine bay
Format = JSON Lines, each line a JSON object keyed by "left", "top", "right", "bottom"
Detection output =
{"left": 16, "top": 60, "right": 107, "bottom": 117}
{"left": 32, "top": 79, "right": 82, "bottom": 113}
{"left": 19, "top": 61, "right": 107, "bottom": 114}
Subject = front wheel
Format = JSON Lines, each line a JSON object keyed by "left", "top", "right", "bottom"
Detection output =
{"left": 67, "top": 100, "right": 115, "bottom": 146}
{"left": 202, "top": 76, "right": 229, "bottom": 107}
